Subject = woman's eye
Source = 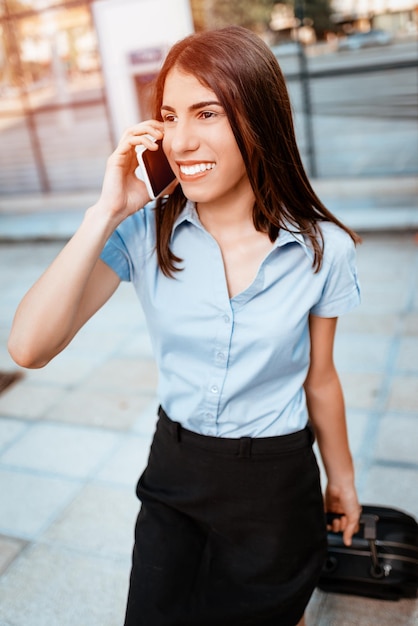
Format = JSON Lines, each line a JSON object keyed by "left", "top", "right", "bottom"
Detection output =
{"left": 162, "top": 114, "right": 176, "bottom": 123}
{"left": 200, "top": 111, "right": 216, "bottom": 120}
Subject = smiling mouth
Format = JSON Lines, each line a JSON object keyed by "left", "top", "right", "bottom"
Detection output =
{"left": 179, "top": 163, "right": 215, "bottom": 176}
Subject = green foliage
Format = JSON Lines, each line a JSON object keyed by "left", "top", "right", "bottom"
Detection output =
{"left": 302, "top": 0, "right": 334, "bottom": 38}
{"left": 191, "top": 0, "right": 334, "bottom": 40}
{"left": 193, "top": 0, "right": 276, "bottom": 31}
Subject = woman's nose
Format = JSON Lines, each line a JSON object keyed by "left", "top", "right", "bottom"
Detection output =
{"left": 169, "top": 123, "right": 199, "bottom": 154}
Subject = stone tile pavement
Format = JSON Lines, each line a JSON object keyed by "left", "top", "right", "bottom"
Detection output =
{"left": 0, "top": 229, "right": 417, "bottom": 625}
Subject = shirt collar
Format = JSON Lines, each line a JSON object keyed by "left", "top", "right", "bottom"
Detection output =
{"left": 172, "top": 200, "right": 311, "bottom": 257}
{"left": 172, "top": 200, "right": 200, "bottom": 232}
{"left": 275, "top": 226, "right": 305, "bottom": 247}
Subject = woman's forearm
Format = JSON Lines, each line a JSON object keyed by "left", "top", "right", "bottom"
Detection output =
{"left": 305, "top": 315, "right": 361, "bottom": 544}
{"left": 305, "top": 372, "right": 355, "bottom": 485}
{"left": 8, "top": 204, "right": 120, "bottom": 368}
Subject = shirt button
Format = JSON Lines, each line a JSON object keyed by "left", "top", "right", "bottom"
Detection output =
{"left": 223, "top": 315, "right": 230, "bottom": 323}
{"left": 210, "top": 385, "right": 219, "bottom": 394}
{"left": 217, "top": 352, "right": 226, "bottom": 361}
{"left": 205, "top": 412, "right": 213, "bottom": 420}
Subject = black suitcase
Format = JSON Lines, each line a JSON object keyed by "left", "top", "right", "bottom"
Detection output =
{"left": 318, "top": 505, "right": 418, "bottom": 601}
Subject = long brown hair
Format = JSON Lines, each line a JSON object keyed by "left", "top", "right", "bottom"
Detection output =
{"left": 153, "top": 26, "right": 360, "bottom": 277}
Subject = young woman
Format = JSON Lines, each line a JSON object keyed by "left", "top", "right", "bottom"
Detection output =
{"left": 9, "top": 26, "right": 362, "bottom": 626}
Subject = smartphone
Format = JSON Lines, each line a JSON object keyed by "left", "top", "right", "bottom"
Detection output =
{"left": 135, "top": 139, "right": 176, "bottom": 200}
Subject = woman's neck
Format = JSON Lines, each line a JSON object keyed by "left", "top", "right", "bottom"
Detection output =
{"left": 196, "top": 187, "right": 256, "bottom": 238}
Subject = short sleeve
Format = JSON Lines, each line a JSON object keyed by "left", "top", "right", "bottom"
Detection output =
{"left": 310, "top": 227, "right": 361, "bottom": 317}
{"left": 99, "top": 204, "right": 157, "bottom": 282}
{"left": 100, "top": 229, "right": 133, "bottom": 282}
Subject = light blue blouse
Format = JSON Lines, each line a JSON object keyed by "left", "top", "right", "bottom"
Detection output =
{"left": 100, "top": 200, "right": 360, "bottom": 437}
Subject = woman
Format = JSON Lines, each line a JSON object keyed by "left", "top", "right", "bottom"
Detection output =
{"left": 9, "top": 26, "right": 361, "bottom": 626}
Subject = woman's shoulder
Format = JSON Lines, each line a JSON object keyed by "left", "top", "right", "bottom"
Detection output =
{"left": 319, "top": 219, "right": 353, "bottom": 241}
{"left": 309, "top": 220, "right": 360, "bottom": 316}
{"left": 318, "top": 220, "right": 356, "bottom": 264}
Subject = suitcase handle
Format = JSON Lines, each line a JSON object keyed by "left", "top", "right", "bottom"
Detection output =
{"left": 326, "top": 512, "right": 386, "bottom": 579}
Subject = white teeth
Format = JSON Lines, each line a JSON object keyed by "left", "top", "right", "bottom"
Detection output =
{"left": 180, "top": 163, "right": 215, "bottom": 176}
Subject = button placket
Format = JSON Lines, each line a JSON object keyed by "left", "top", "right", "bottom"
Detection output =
{"left": 203, "top": 308, "right": 233, "bottom": 427}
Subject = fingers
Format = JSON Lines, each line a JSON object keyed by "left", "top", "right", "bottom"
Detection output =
{"left": 119, "top": 121, "right": 164, "bottom": 154}
{"left": 342, "top": 509, "right": 362, "bottom": 546}
{"left": 324, "top": 481, "right": 362, "bottom": 546}
{"left": 326, "top": 508, "right": 362, "bottom": 546}
{"left": 105, "top": 121, "right": 165, "bottom": 180}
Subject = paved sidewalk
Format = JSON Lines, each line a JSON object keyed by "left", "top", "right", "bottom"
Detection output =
{"left": 0, "top": 187, "right": 417, "bottom": 624}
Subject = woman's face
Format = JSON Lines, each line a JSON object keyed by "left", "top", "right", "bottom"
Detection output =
{"left": 161, "top": 67, "right": 253, "bottom": 211}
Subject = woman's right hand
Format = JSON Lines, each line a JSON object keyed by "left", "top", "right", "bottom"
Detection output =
{"left": 95, "top": 120, "right": 165, "bottom": 225}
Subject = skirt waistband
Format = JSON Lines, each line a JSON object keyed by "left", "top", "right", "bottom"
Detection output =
{"left": 157, "top": 406, "right": 314, "bottom": 457}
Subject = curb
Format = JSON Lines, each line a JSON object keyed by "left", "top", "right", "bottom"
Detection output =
{"left": 0, "top": 177, "right": 417, "bottom": 241}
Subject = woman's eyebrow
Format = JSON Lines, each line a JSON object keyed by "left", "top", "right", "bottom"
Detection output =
{"left": 161, "top": 100, "right": 222, "bottom": 112}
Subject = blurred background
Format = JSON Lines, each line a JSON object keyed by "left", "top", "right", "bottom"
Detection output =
{"left": 0, "top": 0, "right": 417, "bottom": 195}
{"left": 0, "top": 3, "right": 418, "bottom": 624}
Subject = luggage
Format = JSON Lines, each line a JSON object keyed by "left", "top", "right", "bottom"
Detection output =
{"left": 318, "top": 505, "right": 418, "bottom": 601}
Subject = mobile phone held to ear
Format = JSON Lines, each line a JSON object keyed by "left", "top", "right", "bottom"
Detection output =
{"left": 135, "top": 139, "right": 176, "bottom": 200}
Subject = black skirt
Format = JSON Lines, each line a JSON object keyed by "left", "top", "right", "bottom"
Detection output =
{"left": 124, "top": 407, "right": 327, "bottom": 626}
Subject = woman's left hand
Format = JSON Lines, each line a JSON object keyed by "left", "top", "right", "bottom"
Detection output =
{"left": 324, "top": 482, "right": 362, "bottom": 546}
